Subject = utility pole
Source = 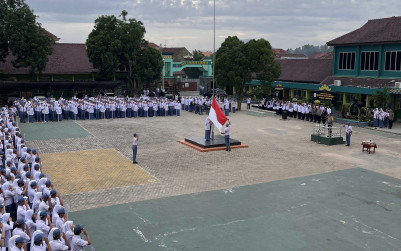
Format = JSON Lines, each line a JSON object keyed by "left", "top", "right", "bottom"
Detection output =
{"left": 211, "top": 0, "right": 216, "bottom": 141}
{"left": 160, "top": 43, "right": 164, "bottom": 90}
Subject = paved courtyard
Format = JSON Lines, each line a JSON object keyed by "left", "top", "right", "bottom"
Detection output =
{"left": 21, "top": 105, "right": 401, "bottom": 250}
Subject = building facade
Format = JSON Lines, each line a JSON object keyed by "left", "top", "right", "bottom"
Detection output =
{"left": 249, "top": 16, "right": 401, "bottom": 120}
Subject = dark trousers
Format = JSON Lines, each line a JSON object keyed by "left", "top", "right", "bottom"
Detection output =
{"left": 205, "top": 130, "right": 210, "bottom": 141}
{"left": 346, "top": 133, "right": 351, "bottom": 146}
{"left": 247, "top": 104, "right": 250, "bottom": 109}
{"left": 225, "top": 135, "right": 230, "bottom": 151}
{"left": 389, "top": 120, "right": 393, "bottom": 129}
{"left": 132, "top": 145, "right": 137, "bottom": 163}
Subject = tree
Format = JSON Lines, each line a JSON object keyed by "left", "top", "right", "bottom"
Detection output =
{"left": 183, "top": 49, "right": 204, "bottom": 78}
{"left": 287, "top": 44, "right": 333, "bottom": 57}
{"left": 86, "top": 11, "right": 162, "bottom": 94}
{"left": 215, "top": 36, "right": 281, "bottom": 110}
{"left": 0, "top": 0, "right": 54, "bottom": 74}
{"left": 135, "top": 46, "right": 163, "bottom": 87}
{"left": 373, "top": 88, "right": 391, "bottom": 109}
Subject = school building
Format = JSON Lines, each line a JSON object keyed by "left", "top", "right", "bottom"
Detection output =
{"left": 249, "top": 16, "right": 401, "bottom": 120}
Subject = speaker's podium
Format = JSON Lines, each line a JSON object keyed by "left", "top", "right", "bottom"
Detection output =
{"left": 179, "top": 135, "right": 248, "bottom": 152}
{"left": 311, "top": 124, "right": 345, "bottom": 145}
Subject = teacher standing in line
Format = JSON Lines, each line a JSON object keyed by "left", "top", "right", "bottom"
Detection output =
{"left": 132, "top": 133, "right": 138, "bottom": 164}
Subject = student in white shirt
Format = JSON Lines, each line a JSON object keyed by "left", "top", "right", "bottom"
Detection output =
{"left": 132, "top": 133, "right": 138, "bottom": 164}
{"left": 71, "top": 225, "right": 91, "bottom": 251}
{"left": 49, "top": 228, "right": 70, "bottom": 251}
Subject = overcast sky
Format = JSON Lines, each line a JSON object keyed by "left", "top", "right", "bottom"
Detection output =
{"left": 26, "top": 0, "right": 400, "bottom": 52}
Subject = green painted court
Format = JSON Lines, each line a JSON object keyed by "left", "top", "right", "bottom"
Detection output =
{"left": 19, "top": 121, "right": 91, "bottom": 141}
{"left": 69, "top": 168, "right": 401, "bottom": 251}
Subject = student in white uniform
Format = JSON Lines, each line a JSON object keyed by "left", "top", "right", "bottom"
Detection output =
{"left": 71, "top": 225, "right": 91, "bottom": 251}
{"left": 132, "top": 133, "right": 138, "bottom": 164}
{"left": 36, "top": 211, "right": 52, "bottom": 237}
{"left": 50, "top": 228, "right": 70, "bottom": 251}
{"left": 205, "top": 117, "right": 211, "bottom": 141}
{"left": 31, "top": 233, "right": 51, "bottom": 251}
{"left": 221, "top": 119, "right": 231, "bottom": 151}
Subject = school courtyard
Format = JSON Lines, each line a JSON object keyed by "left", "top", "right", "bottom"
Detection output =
{"left": 20, "top": 106, "right": 401, "bottom": 250}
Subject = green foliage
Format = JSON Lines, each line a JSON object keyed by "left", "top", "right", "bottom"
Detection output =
{"left": 292, "top": 98, "right": 298, "bottom": 102}
{"left": 183, "top": 49, "right": 204, "bottom": 78}
{"left": 246, "top": 84, "right": 271, "bottom": 100}
{"left": 341, "top": 103, "right": 351, "bottom": 118}
{"left": 0, "top": 0, "right": 54, "bottom": 73}
{"left": 135, "top": 46, "right": 163, "bottom": 86}
{"left": 215, "top": 36, "right": 280, "bottom": 110}
{"left": 358, "top": 107, "right": 373, "bottom": 122}
{"left": 372, "top": 88, "right": 390, "bottom": 109}
{"left": 86, "top": 11, "right": 162, "bottom": 93}
{"left": 314, "top": 100, "right": 320, "bottom": 104}
{"left": 320, "top": 100, "right": 333, "bottom": 108}
{"left": 352, "top": 94, "right": 361, "bottom": 101}
{"left": 287, "top": 44, "right": 333, "bottom": 57}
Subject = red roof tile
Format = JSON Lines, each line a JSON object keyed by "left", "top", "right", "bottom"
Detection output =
{"left": 309, "top": 52, "right": 333, "bottom": 59}
{"left": 327, "top": 16, "right": 401, "bottom": 46}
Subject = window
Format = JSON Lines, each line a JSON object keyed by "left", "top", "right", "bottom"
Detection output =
{"left": 385, "top": 51, "right": 401, "bottom": 71}
{"left": 360, "top": 51, "right": 379, "bottom": 71}
{"left": 339, "top": 52, "right": 355, "bottom": 70}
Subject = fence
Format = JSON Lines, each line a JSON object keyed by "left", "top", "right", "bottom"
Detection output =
{"left": 312, "top": 124, "right": 342, "bottom": 138}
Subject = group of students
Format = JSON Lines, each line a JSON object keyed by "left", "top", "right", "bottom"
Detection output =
{"left": 259, "top": 98, "right": 333, "bottom": 124}
{"left": 373, "top": 108, "right": 395, "bottom": 129}
{"left": 12, "top": 95, "right": 238, "bottom": 125}
{"left": 13, "top": 95, "right": 186, "bottom": 124}
{"left": 0, "top": 107, "right": 91, "bottom": 250}
{"left": 180, "top": 96, "right": 237, "bottom": 116}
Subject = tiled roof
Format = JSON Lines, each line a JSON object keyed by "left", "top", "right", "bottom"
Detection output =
{"left": 272, "top": 48, "right": 288, "bottom": 55}
{"left": 161, "top": 47, "right": 191, "bottom": 61}
{"left": 277, "top": 59, "right": 332, "bottom": 83}
{"left": 327, "top": 16, "right": 401, "bottom": 46}
{"left": 148, "top": 43, "right": 160, "bottom": 49}
{"left": 0, "top": 43, "right": 97, "bottom": 75}
{"left": 280, "top": 53, "right": 308, "bottom": 59}
{"left": 321, "top": 76, "right": 401, "bottom": 89}
{"left": 309, "top": 52, "right": 333, "bottom": 59}
{"left": 201, "top": 51, "right": 212, "bottom": 57}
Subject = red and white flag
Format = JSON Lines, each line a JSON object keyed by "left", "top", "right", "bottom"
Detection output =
{"left": 208, "top": 96, "right": 228, "bottom": 132}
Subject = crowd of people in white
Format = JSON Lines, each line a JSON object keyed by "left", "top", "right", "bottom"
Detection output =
{"left": 12, "top": 95, "right": 237, "bottom": 125}
{"left": 0, "top": 107, "right": 91, "bottom": 250}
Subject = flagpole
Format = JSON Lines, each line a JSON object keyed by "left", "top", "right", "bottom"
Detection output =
{"left": 211, "top": 0, "right": 216, "bottom": 141}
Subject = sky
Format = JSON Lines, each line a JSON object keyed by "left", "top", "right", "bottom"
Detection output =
{"left": 26, "top": 0, "right": 400, "bottom": 52}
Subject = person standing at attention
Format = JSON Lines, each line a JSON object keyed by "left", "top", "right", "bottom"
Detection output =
{"left": 132, "top": 133, "right": 138, "bottom": 164}
{"left": 388, "top": 109, "right": 394, "bottom": 129}
{"left": 345, "top": 123, "right": 352, "bottom": 146}
{"left": 205, "top": 117, "right": 211, "bottom": 141}
{"left": 221, "top": 119, "right": 231, "bottom": 151}
{"left": 247, "top": 98, "right": 251, "bottom": 110}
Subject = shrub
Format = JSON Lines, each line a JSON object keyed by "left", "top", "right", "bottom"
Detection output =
{"left": 341, "top": 103, "right": 351, "bottom": 118}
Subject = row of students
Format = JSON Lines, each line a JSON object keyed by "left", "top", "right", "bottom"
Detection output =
{"left": 0, "top": 107, "right": 91, "bottom": 251}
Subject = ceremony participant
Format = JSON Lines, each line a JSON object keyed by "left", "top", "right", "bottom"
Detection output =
{"left": 231, "top": 100, "right": 236, "bottom": 113}
{"left": 221, "top": 119, "right": 231, "bottom": 151}
{"left": 345, "top": 123, "right": 352, "bottom": 146}
{"left": 247, "top": 97, "right": 251, "bottom": 110}
{"left": 388, "top": 109, "right": 394, "bottom": 129}
{"left": 12, "top": 218, "right": 31, "bottom": 245}
{"left": 326, "top": 113, "right": 334, "bottom": 137}
{"left": 49, "top": 228, "right": 70, "bottom": 251}
{"left": 31, "top": 233, "right": 51, "bottom": 251}
{"left": 132, "top": 133, "right": 138, "bottom": 164}
{"left": 224, "top": 99, "right": 229, "bottom": 116}
{"left": 205, "top": 117, "right": 211, "bottom": 141}
{"left": 71, "top": 225, "right": 91, "bottom": 251}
